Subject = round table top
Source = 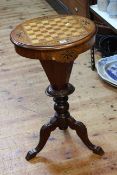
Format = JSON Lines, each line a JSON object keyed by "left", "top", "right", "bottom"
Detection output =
{"left": 10, "top": 15, "right": 96, "bottom": 50}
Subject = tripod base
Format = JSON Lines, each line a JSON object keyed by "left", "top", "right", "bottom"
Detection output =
{"left": 26, "top": 84, "right": 104, "bottom": 161}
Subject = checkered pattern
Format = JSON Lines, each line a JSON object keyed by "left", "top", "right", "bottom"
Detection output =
{"left": 11, "top": 15, "right": 95, "bottom": 47}
{"left": 22, "top": 16, "right": 90, "bottom": 46}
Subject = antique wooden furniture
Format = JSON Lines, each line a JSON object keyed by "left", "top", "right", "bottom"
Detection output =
{"left": 10, "top": 15, "right": 104, "bottom": 161}
{"left": 46, "top": 0, "right": 97, "bottom": 16}
{"left": 46, "top": 0, "right": 89, "bottom": 16}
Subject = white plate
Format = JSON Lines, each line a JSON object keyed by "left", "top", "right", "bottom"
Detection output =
{"left": 96, "top": 55, "right": 117, "bottom": 87}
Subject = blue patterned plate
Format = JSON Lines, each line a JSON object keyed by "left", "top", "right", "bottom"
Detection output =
{"left": 96, "top": 55, "right": 117, "bottom": 87}
{"left": 105, "top": 62, "right": 117, "bottom": 81}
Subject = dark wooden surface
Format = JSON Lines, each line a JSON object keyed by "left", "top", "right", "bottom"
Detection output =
{"left": 46, "top": 0, "right": 89, "bottom": 17}
{"left": 40, "top": 61, "right": 73, "bottom": 90}
{"left": 26, "top": 84, "right": 104, "bottom": 160}
{"left": 46, "top": 0, "right": 98, "bottom": 17}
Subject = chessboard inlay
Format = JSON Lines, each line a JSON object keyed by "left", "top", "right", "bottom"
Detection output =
{"left": 11, "top": 15, "right": 95, "bottom": 47}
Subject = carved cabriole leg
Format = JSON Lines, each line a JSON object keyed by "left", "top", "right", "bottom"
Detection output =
{"left": 26, "top": 116, "right": 58, "bottom": 161}
{"left": 67, "top": 116, "right": 104, "bottom": 156}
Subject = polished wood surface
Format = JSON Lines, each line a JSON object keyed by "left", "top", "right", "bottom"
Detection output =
{"left": 10, "top": 16, "right": 95, "bottom": 47}
{"left": 10, "top": 15, "right": 96, "bottom": 62}
{"left": 40, "top": 61, "right": 73, "bottom": 90}
{"left": 0, "top": 0, "right": 117, "bottom": 174}
{"left": 53, "top": 0, "right": 89, "bottom": 16}
{"left": 46, "top": 0, "right": 97, "bottom": 16}
{"left": 46, "top": 0, "right": 90, "bottom": 17}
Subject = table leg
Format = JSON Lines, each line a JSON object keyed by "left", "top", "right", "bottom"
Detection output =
{"left": 26, "top": 116, "right": 58, "bottom": 161}
{"left": 26, "top": 84, "right": 104, "bottom": 161}
{"left": 67, "top": 116, "right": 104, "bottom": 155}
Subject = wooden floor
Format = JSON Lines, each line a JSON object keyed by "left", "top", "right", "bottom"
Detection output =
{"left": 0, "top": 0, "right": 117, "bottom": 174}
